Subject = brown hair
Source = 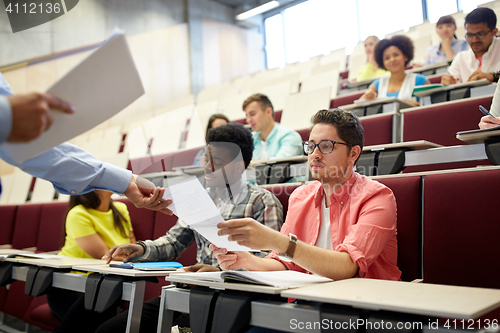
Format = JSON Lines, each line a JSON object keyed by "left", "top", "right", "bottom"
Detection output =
{"left": 374, "top": 35, "right": 414, "bottom": 70}
{"left": 311, "top": 109, "right": 364, "bottom": 163}
{"left": 242, "top": 93, "right": 274, "bottom": 118}
{"left": 437, "top": 15, "right": 457, "bottom": 39}
{"left": 205, "top": 113, "right": 229, "bottom": 142}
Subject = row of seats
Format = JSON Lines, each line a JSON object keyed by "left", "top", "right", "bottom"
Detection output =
{"left": 0, "top": 184, "right": 296, "bottom": 331}
{"left": 2, "top": 167, "right": 499, "bottom": 331}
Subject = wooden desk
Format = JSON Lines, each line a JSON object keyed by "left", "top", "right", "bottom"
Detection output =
{"left": 456, "top": 128, "right": 500, "bottom": 145}
{"left": 363, "top": 140, "right": 442, "bottom": 152}
{"left": 406, "top": 61, "right": 449, "bottom": 75}
{"left": 414, "top": 79, "right": 492, "bottom": 105}
{"left": 282, "top": 278, "right": 500, "bottom": 320}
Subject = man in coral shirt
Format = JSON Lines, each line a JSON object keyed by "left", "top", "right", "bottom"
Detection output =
{"left": 213, "top": 109, "right": 401, "bottom": 282}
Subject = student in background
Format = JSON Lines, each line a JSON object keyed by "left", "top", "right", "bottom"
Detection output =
{"left": 192, "top": 113, "right": 229, "bottom": 166}
{"left": 422, "top": 15, "right": 469, "bottom": 65}
{"left": 442, "top": 7, "right": 500, "bottom": 85}
{"left": 356, "top": 36, "right": 389, "bottom": 81}
{"left": 47, "top": 190, "right": 135, "bottom": 333}
{"left": 479, "top": 82, "right": 500, "bottom": 128}
{"left": 96, "top": 123, "right": 283, "bottom": 333}
{"left": 243, "top": 93, "right": 302, "bottom": 160}
{"left": 359, "top": 35, "right": 430, "bottom": 106}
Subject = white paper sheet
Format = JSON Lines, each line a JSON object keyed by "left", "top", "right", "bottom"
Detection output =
{"left": 1, "top": 29, "right": 145, "bottom": 163}
{"left": 162, "top": 177, "right": 254, "bottom": 252}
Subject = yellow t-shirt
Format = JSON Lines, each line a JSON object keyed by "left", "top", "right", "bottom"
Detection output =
{"left": 357, "top": 63, "right": 389, "bottom": 82}
{"left": 59, "top": 202, "right": 133, "bottom": 259}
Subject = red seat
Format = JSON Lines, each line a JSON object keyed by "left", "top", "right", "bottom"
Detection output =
{"left": 262, "top": 184, "right": 298, "bottom": 221}
{"left": 11, "top": 204, "right": 43, "bottom": 250}
{"left": 172, "top": 147, "right": 204, "bottom": 169}
{"left": 360, "top": 114, "right": 394, "bottom": 146}
{"left": 36, "top": 202, "right": 68, "bottom": 252}
{"left": 375, "top": 176, "right": 422, "bottom": 282}
{"left": 428, "top": 75, "right": 443, "bottom": 84}
{"left": 330, "top": 92, "right": 364, "bottom": 109}
{"left": 0, "top": 205, "right": 17, "bottom": 246}
{"left": 25, "top": 296, "right": 59, "bottom": 332}
{"left": 116, "top": 198, "right": 156, "bottom": 241}
{"left": 403, "top": 96, "right": 493, "bottom": 146}
{"left": 296, "top": 128, "right": 309, "bottom": 142}
{"left": 423, "top": 169, "right": 500, "bottom": 289}
{"left": 128, "top": 152, "right": 175, "bottom": 174}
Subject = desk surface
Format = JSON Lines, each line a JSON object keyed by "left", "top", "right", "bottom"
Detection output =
{"left": 5, "top": 257, "right": 120, "bottom": 268}
{"left": 456, "top": 128, "right": 500, "bottom": 144}
{"left": 413, "top": 79, "right": 490, "bottom": 98}
{"left": 167, "top": 274, "right": 288, "bottom": 294}
{"left": 72, "top": 264, "right": 179, "bottom": 277}
{"left": 250, "top": 155, "right": 307, "bottom": 166}
{"left": 363, "top": 140, "right": 442, "bottom": 152}
{"left": 406, "top": 61, "right": 448, "bottom": 74}
{"left": 282, "top": 278, "right": 500, "bottom": 319}
{"left": 340, "top": 97, "right": 414, "bottom": 111}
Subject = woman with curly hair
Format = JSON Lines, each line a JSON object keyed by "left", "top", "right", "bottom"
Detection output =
{"left": 359, "top": 35, "right": 430, "bottom": 106}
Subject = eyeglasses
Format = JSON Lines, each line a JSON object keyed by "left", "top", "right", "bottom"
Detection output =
{"left": 302, "top": 140, "right": 349, "bottom": 155}
{"left": 465, "top": 30, "right": 491, "bottom": 40}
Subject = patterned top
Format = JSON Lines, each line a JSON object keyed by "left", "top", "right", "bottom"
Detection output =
{"left": 140, "top": 181, "right": 283, "bottom": 268}
{"left": 422, "top": 38, "right": 468, "bottom": 65}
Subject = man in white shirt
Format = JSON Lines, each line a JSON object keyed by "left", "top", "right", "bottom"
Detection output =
{"left": 442, "top": 7, "right": 500, "bottom": 85}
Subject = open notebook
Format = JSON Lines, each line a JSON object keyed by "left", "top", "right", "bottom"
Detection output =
{"left": 169, "top": 270, "right": 332, "bottom": 289}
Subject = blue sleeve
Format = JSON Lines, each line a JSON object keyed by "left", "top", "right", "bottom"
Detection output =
{"left": 372, "top": 79, "right": 380, "bottom": 92}
{"left": 0, "top": 142, "right": 132, "bottom": 195}
{"left": 415, "top": 74, "right": 429, "bottom": 86}
{"left": 460, "top": 39, "right": 469, "bottom": 52}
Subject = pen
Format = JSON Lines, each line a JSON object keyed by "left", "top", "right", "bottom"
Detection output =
{"left": 109, "top": 263, "right": 134, "bottom": 269}
{"left": 479, "top": 105, "right": 496, "bottom": 119}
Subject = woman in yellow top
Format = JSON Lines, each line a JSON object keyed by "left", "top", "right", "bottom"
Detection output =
{"left": 356, "top": 36, "right": 389, "bottom": 81}
{"left": 47, "top": 190, "right": 135, "bottom": 333}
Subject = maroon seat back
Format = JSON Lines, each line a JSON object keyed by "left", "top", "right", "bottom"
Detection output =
{"left": 296, "top": 128, "right": 309, "bottom": 143}
{"left": 331, "top": 92, "right": 364, "bottom": 109}
{"left": 11, "top": 204, "right": 43, "bottom": 250}
{"left": 129, "top": 152, "right": 175, "bottom": 174}
{"left": 0, "top": 205, "right": 17, "bottom": 246}
{"left": 262, "top": 184, "right": 298, "bottom": 221}
{"left": 172, "top": 148, "right": 204, "bottom": 169}
{"left": 36, "top": 202, "right": 68, "bottom": 252}
{"left": 403, "top": 96, "right": 493, "bottom": 146}
{"left": 360, "top": 114, "right": 394, "bottom": 146}
{"left": 116, "top": 198, "right": 156, "bottom": 241}
{"left": 423, "top": 169, "right": 500, "bottom": 289}
{"left": 428, "top": 75, "right": 443, "bottom": 84}
{"left": 153, "top": 212, "right": 197, "bottom": 266}
{"left": 375, "top": 176, "right": 422, "bottom": 282}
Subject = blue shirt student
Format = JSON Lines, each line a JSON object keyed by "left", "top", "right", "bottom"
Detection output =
{"left": 252, "top": 123, "right": 302, "bottom": 160}
{"left": 372, "top": 73, "right": 429, "bottom": 102}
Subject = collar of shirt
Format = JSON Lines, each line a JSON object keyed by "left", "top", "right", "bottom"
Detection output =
{"left": 313, "top": 172, "right": 358, "bottom": 208}
{"left": 254, "top": 123, "right": 278, "bottom": 142}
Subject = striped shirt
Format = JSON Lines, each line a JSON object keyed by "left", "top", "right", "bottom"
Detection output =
{"left": 140, "top": 182, "right": 283, "bottom": 267}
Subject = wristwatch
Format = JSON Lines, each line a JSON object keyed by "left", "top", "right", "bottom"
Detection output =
{"left": 278, "top": 233, "right": 298, "bottom": 262}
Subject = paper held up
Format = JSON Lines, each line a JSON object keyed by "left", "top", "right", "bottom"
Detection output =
{"left": 0, "top": 29, "right": 144, "bottom": 163}
{"left": 162, "top": 177, "right": 256, "bottom": 252}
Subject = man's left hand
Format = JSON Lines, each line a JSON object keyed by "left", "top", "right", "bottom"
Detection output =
{"left": 183, "top": 264, "right": 220, "bottom": 272}
{"left": 217, "top": 218, "right": 285, "bottom": 252}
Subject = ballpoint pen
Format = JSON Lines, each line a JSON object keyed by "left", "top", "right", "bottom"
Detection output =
{"left": 479, "top": 105, "right": 496, "bottom": 119}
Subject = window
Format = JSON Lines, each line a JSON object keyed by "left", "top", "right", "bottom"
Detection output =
{"left": 460, "top": 0, "right": 494, "bottom": 13}
{"left": 265, "top": 14, "right": 285, "bottom": 69}
{"left": 427, "top": 0, "right": 458, "bottom": 23}
{"left": 357, "top": 0, "right": 423, "bottom": 41}
{"left": 283, "top": 0, "right": 358, "bottom": 64}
